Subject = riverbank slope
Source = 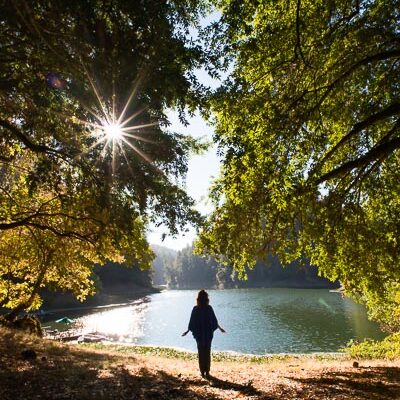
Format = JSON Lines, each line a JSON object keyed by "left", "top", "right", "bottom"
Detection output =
{"left": 1, "top": 327, "right": 399, "bottom": 400}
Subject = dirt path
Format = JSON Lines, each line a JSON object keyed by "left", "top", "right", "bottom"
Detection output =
{"left": 0, "top": 327, "right": 399, "bottom": 399}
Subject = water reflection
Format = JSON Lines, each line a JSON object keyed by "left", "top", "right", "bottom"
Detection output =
{"left": 45, "top": 298, "right": 150, "bottom": 343}
{"left": 74, "top": 300, "right": 149, "bottom": 343}
{"left": 259, "top": 290, "right": 371, "bottom": 352}
{"left": 47, "top": 289, "right": 385, "bottom": 354}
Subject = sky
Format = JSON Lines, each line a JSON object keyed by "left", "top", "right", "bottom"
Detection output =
{"left": 146, "top": 13, "right": 224, "bottom": 251}
{"left": 146, "top": 110, "right": 220, "bottom": 251}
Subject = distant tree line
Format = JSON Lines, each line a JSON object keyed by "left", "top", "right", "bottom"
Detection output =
{"left": 95, "top": 262, "right": 153, "bottom": 291}
{"left": 39, "top": 261, "right": 153, "bottom": 310}
{"left": 151, "top": 245, "right": 338, "bottom": 290}
{"left": 39, "top": 244, "right": 337, "bottom": 310}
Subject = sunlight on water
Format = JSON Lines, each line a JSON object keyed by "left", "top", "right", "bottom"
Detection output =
{"left": 73, "top": 301, "right": 149, "bottom": 343}
{"left": 48, "top": 289, "right": 385, "bottom": 354}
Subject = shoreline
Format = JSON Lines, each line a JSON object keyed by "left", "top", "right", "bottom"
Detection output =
{"left": 40, "top": 286, "right": 159, "bottom": 315}
{"left": 82, "top": 341, "right": 348, "bottom": 362}
{"left": 42, "top": 297, "right": 150, "bottom": 315}
{"left": 45, "top": 331, "right": 351, "bottom": 358}
{"left": 166, "top": 285, "right": 340, "bottom": 290}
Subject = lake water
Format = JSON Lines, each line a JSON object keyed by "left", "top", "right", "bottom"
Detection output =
{"left": 47, "top": 288, "right": 385, "bottom": 354}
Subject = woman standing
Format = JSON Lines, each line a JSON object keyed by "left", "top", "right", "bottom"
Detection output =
{"left": 182, "top": 290, "right": 225, "bottom": 378}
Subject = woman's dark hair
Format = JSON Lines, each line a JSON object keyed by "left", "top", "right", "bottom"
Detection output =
{"left": 197, "top": 289, "right": 209, "bottom": 307}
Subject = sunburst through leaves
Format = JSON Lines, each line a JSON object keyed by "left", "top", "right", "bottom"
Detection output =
{"left": 71, "top": 68, "right": 159, "bottom": 171}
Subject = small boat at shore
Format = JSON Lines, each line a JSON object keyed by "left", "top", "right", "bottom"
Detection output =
{"left": 44, "top": 327, "right": 108, "bottom": 343}
{"left": 77, "top": 333, "right": 108, "bottom": 343}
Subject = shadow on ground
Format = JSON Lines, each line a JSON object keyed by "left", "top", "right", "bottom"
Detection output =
{"left": 0, "top": 349, "right": 271, "bottom": 400}
{"left": 0, "top": 328, "right": 272, "bottom": 400}
{"left": 290, "top": 366, "right": 400, "bottom": 400}
{"left": 1, "top": 329, "right": 399, "bottom": 400}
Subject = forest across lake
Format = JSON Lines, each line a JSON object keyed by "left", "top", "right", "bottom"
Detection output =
{"left": 45, "top": 289, "right": 385, "bottom": 354}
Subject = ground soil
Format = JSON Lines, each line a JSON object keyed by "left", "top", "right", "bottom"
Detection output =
{"left": 1, "top": 327, "right": 399, "bottom": 400}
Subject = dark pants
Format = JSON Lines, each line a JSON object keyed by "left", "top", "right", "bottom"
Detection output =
{"left": 196, "top": 341, "right": 211, "bottom": 375}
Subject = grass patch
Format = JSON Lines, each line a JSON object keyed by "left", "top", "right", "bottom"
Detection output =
{"left": 345, "top": 333, "right": 400, "bottom": 360}
{"left": 82, "top": 343, "right": 198, "bottom": 361}
{"left": 81, "top": 342, "right": 347, "bottom": 363}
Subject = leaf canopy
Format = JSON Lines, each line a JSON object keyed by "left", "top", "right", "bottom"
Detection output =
{"left": 0, "top": 0, "right": 211, "bottom": 314}
{"left": 197, "top": 0, "right": 400, "bottom": 330}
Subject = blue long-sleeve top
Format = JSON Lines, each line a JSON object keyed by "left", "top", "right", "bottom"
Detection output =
{"left": 188, "top": 305, "right": 218, "bottom": 344}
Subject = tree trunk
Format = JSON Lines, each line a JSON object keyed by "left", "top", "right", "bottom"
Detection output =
{"left": 5, "top": 252, "right": 52, "bottom": 322}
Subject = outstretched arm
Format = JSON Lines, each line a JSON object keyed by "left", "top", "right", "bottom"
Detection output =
{"left": 183, "top": 307, "right": 196, "bottom": 336}
{"left": 211, "top": 306, "right": 225, "bottom": 333}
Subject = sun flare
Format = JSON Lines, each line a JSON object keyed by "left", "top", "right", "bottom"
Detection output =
{"left": 68, "top": 67, "right": 162, "bottom": 173}
{"left": 103, "top": 122, "right": 123, "bottom": 140}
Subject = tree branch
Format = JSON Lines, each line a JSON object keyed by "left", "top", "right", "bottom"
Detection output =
{"left": 289, "top": 50, "right": 400, "bottom": 110}
{"left": 25, "top": 222, "right": 96, "bottom": 244}
{"left": 315, "top": 50, "right": 400, "bottom": 110}
{"left": 0, "top": 119, "right": 99, "bottom": 180}
{"left": 313, "top": 102, "right": 400, "bottom": 173}
{"left": 0, "top": 211, "right": 103, "bottom": 229}
{"left": 0, "top": 119, "right": 57, "bottom": 155}
{"left": 0, "top": 211, "right": 102, "bottom": 244}
{"left": 315, "top": 129, "right": 400, "bottom": 186}
{"left": 294, "top": 0, "right": 310, "bottom": 67}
